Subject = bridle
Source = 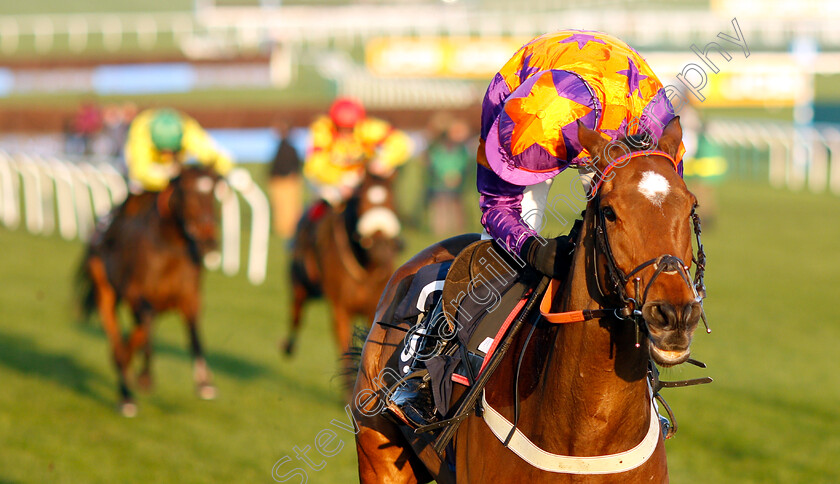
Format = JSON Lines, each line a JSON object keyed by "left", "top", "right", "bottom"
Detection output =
{"left": 592, "top": 195, "right": 709, "bottom": 342}
{"left": 535, "top": 149, "right": 712, "bottom": 441}
{"left": 541, "top": 149, "right": 710, "bottom": 338}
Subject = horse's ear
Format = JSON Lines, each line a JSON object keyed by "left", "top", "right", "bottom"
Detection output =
{"left": 657, "top": 116, "right": 683, "bottom": 159}
{"left": 576, "top": 119, "right": 609, "bottom": 171}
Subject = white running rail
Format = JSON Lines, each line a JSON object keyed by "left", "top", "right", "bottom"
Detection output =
{"left": 0, "top": 152, "right": 270, "bottom": 285}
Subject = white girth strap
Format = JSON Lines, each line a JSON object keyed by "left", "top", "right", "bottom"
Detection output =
{"left": 481, "top": 391, "right": 661, "bottom": 474}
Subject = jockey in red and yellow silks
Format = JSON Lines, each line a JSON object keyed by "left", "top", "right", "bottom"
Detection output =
{"left": 477, "top": 30, "right": 685, "bottom": 270}
{"left": 304, "top": 98, "right": 412, "bottom": 204}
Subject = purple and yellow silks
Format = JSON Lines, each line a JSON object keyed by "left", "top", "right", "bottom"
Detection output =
{"left": 478, "top": 30, "right": 684, "bottom": 255}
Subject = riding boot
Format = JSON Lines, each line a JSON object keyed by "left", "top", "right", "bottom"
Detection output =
{"left": 388, "top": 300, "right": 448, "bottom": 428}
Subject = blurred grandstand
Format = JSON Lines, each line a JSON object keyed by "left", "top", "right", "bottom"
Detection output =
{"left": 1, "top": 0, "right": 840, "bottom": 186}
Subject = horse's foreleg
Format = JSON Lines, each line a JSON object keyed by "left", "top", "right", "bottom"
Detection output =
{"left": 356, "top": 417, "right": 423, "bottom": 484}
{"left": 130, "top": 304, "right": 155, "bottom": 392}
{"left": 283, "top": 282, "right": 308, "bottom": 356}
{"left": 87, "top": 256, "right": 135, "bottom": 416}
{"left": 185, "top": 315, "right": 217, "bottom": 400}
{"left": 332, "top": 306, "right": 354, "bottom": 356}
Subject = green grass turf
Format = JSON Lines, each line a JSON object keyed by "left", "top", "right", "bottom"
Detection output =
{"left": 1, "top": 174, "right": 839, "bottom": 483}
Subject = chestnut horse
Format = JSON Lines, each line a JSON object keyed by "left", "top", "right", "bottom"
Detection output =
{"left": 78, "top": 166, "right": 221, "bottom": 417}
{"left": 285, "top": 171, "right": 402, "bottom": 363}
{"left": 352, "top": 117, "right": 705, "bottom": 483}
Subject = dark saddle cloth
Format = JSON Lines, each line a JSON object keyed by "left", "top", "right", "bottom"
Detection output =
{"left": 385, "top": 239, "right": 538, "bottom": 417}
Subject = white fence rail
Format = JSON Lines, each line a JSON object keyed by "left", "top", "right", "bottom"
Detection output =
{"left": 0, "top": 152, "right": 270, "bottom": 285}
{"left": 705, "top": 120, "right": 840, "bottom": 196}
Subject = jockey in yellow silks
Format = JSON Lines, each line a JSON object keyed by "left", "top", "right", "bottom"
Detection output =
{"left": 304, "top": 98, "right": 412, "bottom": 205}
{"left": 125, "top": 108, "right": 234, "bottom": 192}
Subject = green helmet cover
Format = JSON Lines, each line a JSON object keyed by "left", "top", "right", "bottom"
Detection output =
{"left": 149, "top": 110, "right": 184, "bottom": 151}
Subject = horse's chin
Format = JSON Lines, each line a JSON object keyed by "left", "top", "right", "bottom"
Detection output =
{"left": 648, "top": 343, "right": 690, "bottom": 368}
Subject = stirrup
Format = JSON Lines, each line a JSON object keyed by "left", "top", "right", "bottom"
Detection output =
{"left": 383, "top": 298, "right": 449, "bottom": 428}
{"left": 388, "top": 372, "right": 438, "bottom": 429}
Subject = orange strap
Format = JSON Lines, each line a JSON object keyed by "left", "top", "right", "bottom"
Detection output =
{"left": 539, "top": 279, "right": 586, "bottom": 324}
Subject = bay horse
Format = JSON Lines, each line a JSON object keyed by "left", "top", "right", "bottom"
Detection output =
{"left": 351, "top": 117, "right": 705, "bottom": 483}
{"left": 285, "top": 170, "right": 402, "bottom": 367}
{"left": 78, "top": 165, "right": 221, "bottom": 417}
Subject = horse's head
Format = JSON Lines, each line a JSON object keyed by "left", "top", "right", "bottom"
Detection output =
{"left": 351, "top": 170, "right": 402, "bottom": 267}
{"left": 169, "top": 165, "right": 221, "bottom": 258}
{"left": 577, "top": 117, "right": 703, "bottom": 367}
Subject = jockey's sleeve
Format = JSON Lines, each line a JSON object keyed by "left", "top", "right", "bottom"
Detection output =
{"left": 181, "top": 116, "right": 233, "bottom": 176}
{"left": 303, "top": 117, "right": 343, "bottom": 185}
{"left": 477, "top": 165, "right": 539, "bottom": 256}
{"left": 358, "top": 118, "right": 413, "bottom": 169}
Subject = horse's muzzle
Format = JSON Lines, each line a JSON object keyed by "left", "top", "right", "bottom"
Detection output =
{"left": 643, "top": 300, "right": 702, "bottom": 367}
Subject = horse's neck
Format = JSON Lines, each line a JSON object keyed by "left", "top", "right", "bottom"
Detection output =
{"left": 522, "top": 211, "right": 651, "bottom": 454}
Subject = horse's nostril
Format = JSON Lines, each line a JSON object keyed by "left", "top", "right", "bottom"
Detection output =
{"left": 646, "top": 301, "right": 702, "bottom": 331}
{"left": 645, "top": 302, "right": 677, "bottom": 330}
{"left": 683, "top": 302, "right": 702, "bottom": 327}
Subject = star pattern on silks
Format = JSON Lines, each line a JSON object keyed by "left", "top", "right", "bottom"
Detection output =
{"left": 559, "top": 32, "right": 607, "bottom": 50}
{"left": 516, "top": 53, "right": 541, "bottom": 82}
{"left": 617, "top": 56, "right": 649, "bottom": 99}
{"left": 505, "top": 74, "right": 592, "bottom": 157}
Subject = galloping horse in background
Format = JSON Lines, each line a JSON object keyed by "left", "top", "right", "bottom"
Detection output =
{"left": 352, "top": 118, "right": 706, "bottom": 483}
{"left": 285, "top": 170, "right": 402, "bottom": 365}
{"left": 78, "top": 165, "right": 221, "bottom": 417}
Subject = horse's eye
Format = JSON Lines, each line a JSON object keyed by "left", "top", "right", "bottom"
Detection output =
{"left": 602, "top": 206, "right": 617, "bottom": 222}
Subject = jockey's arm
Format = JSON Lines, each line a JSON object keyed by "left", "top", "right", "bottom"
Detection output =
{"left": 477, "top": 165, "right": 539, "bottom": 257}
{"left": 358, "top": 118, "right": 413, "bottom": 172}
{"left": 180, "top": 116, "right": 234, "bottom": 176}
{"left": 303, "top": 116, "right": 346, "bottom": 186}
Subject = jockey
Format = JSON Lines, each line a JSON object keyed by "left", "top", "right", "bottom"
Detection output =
{"left": 303, "top": 97, "right": 412, "bottom": 207}
{"left": 91, "top": 108, "right": 236, "bottom": 248}
{"left": 478, "top": 30, "right": 684, "bottom": 278}
{"left": 125, "top": 108, "right": 234, "bottom": 192}
{"left": 391, "top": 30, "right": 684, "bottom": 427}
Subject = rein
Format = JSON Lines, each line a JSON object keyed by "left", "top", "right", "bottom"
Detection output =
{"left": 330, "top": 203, "right": 392, "bottom": 283}
{"left": 331, "top": 211, "right": 372, "bottom": 282}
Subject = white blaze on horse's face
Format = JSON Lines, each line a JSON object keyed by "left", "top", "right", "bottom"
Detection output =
{"left": 357, "top": 207, "right": 401, "bottom": 238}
{"left": 196, "top": 176, "right": 215, "bottom": 194}
{"left": 366, "top": 185, "right": 388, "bottom": 206}
{"left": 637, "top": 171, "right": 670, "bottom": 207}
